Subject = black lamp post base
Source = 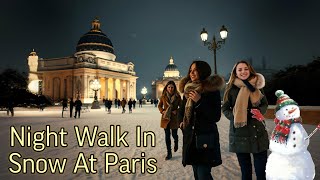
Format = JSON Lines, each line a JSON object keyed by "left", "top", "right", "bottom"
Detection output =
{"left": 91, "top": 100, "right": 101, "bottom": 109}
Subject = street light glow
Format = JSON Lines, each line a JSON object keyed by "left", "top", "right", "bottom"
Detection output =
{"left": 141, "top": 86, "right": 147, "bottom": 95}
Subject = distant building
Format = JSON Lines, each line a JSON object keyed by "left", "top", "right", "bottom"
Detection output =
{"left": 27, "top": 18, "right": 138, "bottom": 103}
{"left": 151, "top": 56, "right": 182, "bottom": 99}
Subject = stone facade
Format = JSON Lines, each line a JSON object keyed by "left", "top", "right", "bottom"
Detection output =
{"left": 28, "top": 18, "right": 137, "bottom": 103}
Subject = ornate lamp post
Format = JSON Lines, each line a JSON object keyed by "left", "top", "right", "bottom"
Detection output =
{"left": 90, "top": 79, "right": 101, "bottom": 109}
{"left": 200, "top": 25, "right": 228, "bottom": 74}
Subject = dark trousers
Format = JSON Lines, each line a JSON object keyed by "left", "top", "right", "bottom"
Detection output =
{"left": 70, "top": 107, "right": 73, "bottom": 117}
{"left": 236, "top": 150, "right": 268, "bottom": 180}
{"left": 74, "top": 109, "right": 81, "bottom": 118}
{"left": 164, "top": 128, "right": 178, "bottom": 152}
{"left": 192, "top": 164, "right": 213, "bottom": 180}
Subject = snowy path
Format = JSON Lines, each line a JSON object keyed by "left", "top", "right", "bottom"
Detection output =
{"left": 0, "top": 105, "right": 319, "bottom": 180}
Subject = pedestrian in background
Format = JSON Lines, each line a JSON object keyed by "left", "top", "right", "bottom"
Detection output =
{"left": 121, "top": 98, "right": 127, "bottom": 113}
{"left": 69, "top": 98, "right": 74, "bottom": 118}
{"left": 61, "top": 98, "right": 68, "bottom": 118}
{"left": 74, "top": 97, "right": 82, "bottom": 118}
{"left": 128, "top": 99, "right": 133, "bottom": 113}
{"left": 158, "top": 81, "right": 181, "bottom": 160}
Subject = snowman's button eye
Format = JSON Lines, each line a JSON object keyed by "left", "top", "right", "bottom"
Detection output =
{"left": 293, "top": 138, "right": 296, "bottom": 140}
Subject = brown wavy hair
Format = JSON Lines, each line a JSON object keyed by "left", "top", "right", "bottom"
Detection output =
{"left": 162, "top": 81, "right": 178, "bottom": 96}
{"left": 223, "top": 60, "right": 257, "bottom": 102}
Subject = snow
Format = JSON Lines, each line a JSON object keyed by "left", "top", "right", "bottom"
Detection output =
{"left": 0, "top": 105, "right": 319, "bottom": 180}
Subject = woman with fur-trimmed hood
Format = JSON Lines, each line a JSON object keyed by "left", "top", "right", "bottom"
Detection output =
{"left": 158, "top": 81, "right": 182, "bottom": 160}
{"left": 178, "top": 60, "right": 224, "bottom": 179}
{"left": 222, "top": 60, "right": 269, "bottom": 180}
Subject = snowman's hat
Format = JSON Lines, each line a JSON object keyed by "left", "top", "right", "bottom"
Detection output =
{"left": 275, "top": 90, "right": 298, "bottom": 112}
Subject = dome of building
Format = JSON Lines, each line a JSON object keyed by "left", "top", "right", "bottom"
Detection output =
{"left": 164, "top": 56, "right": 180, "bottom": 78}
{"left": 76, "top": 18, "right": 114, "bottom": 54}
{"left": 164, "top": 57, "right": 178, "bottom": 71}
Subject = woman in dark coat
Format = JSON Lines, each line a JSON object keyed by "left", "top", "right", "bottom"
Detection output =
{"left": 158, "top": 81, "right": 181, "bottom": 160}
{"left": 222, "top": 60, "right": 269, "bottom": 180}
{"left": 179, "top": 60, "right": 224, "bottom": 180}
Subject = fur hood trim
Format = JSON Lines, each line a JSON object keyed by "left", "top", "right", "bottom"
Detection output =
{"left": 255, "top": 73, "right": 265, "bottom": 89}
{"left": 179, "top": 74, "right": 225, "bottom": 93}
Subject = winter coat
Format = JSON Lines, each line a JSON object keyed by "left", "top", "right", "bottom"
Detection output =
{"left": 128, "top": 100, "right": 133, "bottom": 108}
{"left": 121, "top": 99, "right": 127, "bottom": 107}
{"left": 222, "top": 84, "right": 269, "bottom": 153}
{"left": 70, "top": 100, "right": 74, "bottom": 108}
{"left": 158, "top": 93, "right": 182, "bottom": 129}
{"left": 179, "top": 75, "right": 224, "bottom": 167}
{"left": 74, "top": 100, "right": 82, "bottom": 110}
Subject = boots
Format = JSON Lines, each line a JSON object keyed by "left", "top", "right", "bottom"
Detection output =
{"left": 174, "top": 142, "right": 178, "bottom": 152}
{"left": 165, "top": 150, "right": 172, "bottom": 160}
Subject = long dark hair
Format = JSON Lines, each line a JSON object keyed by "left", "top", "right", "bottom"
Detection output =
{"left": 162, "top": 81, "right": 178, "bottom": 95}
{"left": 186, "top": 60, "right": 212, "bottom": 81}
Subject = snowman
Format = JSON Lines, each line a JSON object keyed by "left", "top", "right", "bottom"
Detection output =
{"left": 266, "top": 90, "right": 315, "bottom": 180}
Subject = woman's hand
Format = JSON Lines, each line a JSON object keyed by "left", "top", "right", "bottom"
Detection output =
{"left": 189, "top": 90, "right": 201, "bottom": 103}
{"left": 179, "top": 122, "right": 183, "bottom": 129}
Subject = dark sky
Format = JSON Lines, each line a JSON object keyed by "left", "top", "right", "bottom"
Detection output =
{"left": 1, "top": 0, "right": 320, "bottom": 93}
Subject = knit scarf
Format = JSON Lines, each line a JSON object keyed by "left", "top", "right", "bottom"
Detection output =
{"left": 182, "top": 80, "right": 202, "bottom": 129}
{"left": 271, "top": 117, "right": 302, "bottom": 144}
{"left": 162, "top": 92, "right": 177, "bottom": 121}
{"left": 233, "top": 77, "right": 264, "bottom": 128}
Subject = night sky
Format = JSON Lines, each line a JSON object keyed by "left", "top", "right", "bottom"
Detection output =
{"left": 1, "top": 0, "right": 320, "bottom": 94}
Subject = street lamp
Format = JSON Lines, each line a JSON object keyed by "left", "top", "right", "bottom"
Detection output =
{"left": 200, "top": 25, "right": 228, "bottom": 74}
{"left": 90, "top": 79, "right": 101, "bottom": 109}
{"left": 141, "top": 86, "right": 147, "bottom": 99}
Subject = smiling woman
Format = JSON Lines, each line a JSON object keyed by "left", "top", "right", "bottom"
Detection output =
{"left": 222, "top": 60, "right": 269, "bottom": 180}
{"left": 179, "top": 60, "right": 224, "bottom": 179}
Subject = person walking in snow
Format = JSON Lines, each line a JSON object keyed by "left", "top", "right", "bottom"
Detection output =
{"left": 158, "top": 81, "right": 181, "bottom": 160}
{"left": 179, "top": 60, "right": 224, "bottom": 180}
{"left": 121, "top": 98, "right": 127, "bottom": 113}
{"left": 222, "top": 60, "right": 269, "bottom": 180}
{"left": 74, "top": 97, "right": 82, "bottom": 118}
{"left": 128, "top": 99, "right": 133, "bottom": 113}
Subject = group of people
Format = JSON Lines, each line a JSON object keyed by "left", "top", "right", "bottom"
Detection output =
{"left": 108, "top": 98, "right": 136, "bottom": 113}
{"left": 158, "top": 60, "right": 269, "bottom": 180}
{"left": 61, "top": 97, "right": 82, "bottom": 118}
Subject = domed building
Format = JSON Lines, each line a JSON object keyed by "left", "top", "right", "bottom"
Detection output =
{"left": 151, "top": 56, "right": 182, "bottom": 99}
{"left": 28, "top": 18, "right": 137, "bottom": 103}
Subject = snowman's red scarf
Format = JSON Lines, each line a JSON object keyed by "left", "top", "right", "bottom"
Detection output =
{"left": 271, "top": 117, "right": 302, "bottom": 144}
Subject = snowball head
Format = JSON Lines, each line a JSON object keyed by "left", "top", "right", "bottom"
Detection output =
{"left": 275, "top": 104, "right": 300, "bottom": 120}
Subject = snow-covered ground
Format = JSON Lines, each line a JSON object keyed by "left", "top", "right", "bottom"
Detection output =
{"left": 0, "top": 105, "right": 319, "bottom": 180}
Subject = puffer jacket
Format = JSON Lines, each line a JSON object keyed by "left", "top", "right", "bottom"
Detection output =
{"left": 222, "top": 84, "right": 269, "bottom": 153}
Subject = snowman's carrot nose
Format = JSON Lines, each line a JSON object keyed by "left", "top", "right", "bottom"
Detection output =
{"left": 288, "top": 108, "right": 296, "bottom": 114}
